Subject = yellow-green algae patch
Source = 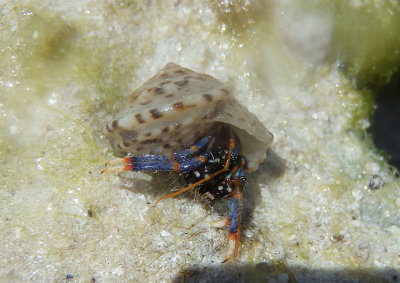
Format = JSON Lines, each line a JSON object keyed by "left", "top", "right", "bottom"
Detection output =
{"left": 211, "top": 0, "right": 273, "bottom": 40}
{"left": 333, "top": 1, "right": 400, "bottom": 90}
{"left": 0, "top": 6, "right": 145, "bottom": 280}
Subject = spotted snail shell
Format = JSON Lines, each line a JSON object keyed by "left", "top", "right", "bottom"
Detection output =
{"left": 104, "top": 63, "right": 273, "bottom": 171}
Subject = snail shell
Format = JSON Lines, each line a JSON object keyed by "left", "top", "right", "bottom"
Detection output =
{"left": 104, "top": 63, "right": 273, "bottom": 171}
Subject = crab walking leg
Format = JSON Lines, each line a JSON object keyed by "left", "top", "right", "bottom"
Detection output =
{"left": 223, "top": 189, "right": 243, "bottom": 262}
{"left": 102, "top": 151, "right": 211, "bottom": 174}
{"left": 105, "top": 136, "right": 212, "bottom": 166}
{"left": 103, "top": 155, "right": 172, "bottom": 173}
{"left": 102, "top": 156, "right": 173, "bottom": 173}
{"left": 105, "top": 155, "right": 170, "bottom": 166}
{"left": 102, "top": 136, "right": 213, "bottom": 173}
{"left": 172, "top": 136, "right": 213, "bottom": 162}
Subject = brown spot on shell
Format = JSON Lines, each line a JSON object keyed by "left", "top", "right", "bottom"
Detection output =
{"left": 154, "top": 87, "right": 164, "bottom": 95}
{"left": 150, "top": 109, "right": 162, "bottom": 119}
{"left": 174, "top": 123, "right": 182, "bottom": 130}
{"left": 172, "top": 102, "right": 184, "bottom": 110}
{"left": 123, "top": 142, "right": 130, "bottom": 147}
{"left": 139, "top": 100, "right": 152, "bottom": 106}
{"left": 174, "top": 79, "right": 188, "bottom": 86}
{"left": 163, "top": 143, "right": 171, "bottom": 149}
{"left": 201, "top": 115, "right": 208, "bottom": 120}
{"left": 105, "top": 120, "right": 119, "bottom": 133}
{"left": 136, "top": 146, "right": 144, "bottom": 151}
{"left": 160, "top": 80, "right": 170, "bottom": 86}
{"left": 203, "top": 94, "right": 213, "bottom": 102}
{"left": 174, "top": 69, "right": 185, "bottom": 75}
{"left": 165, "top": 94, "right": 174, "bottom": 98}
{"left": 111, "top": 120, "right": 119, "bottom": 129}
{"left": 144, "top": 132, "right": 152, "bottom": 137}
{"left": 129, "top": 91, "right": 140, "bottom": 102}
{"left": 160, "top": 73, "right": 171, "bottom": 79}
{"left": 162, "top": 127, "right": 169, "bottom": 133}
{"left": 141, "top": 138, "right": 161, "bottom": 144}
{"left": 135, "top": 114, "right": 145, "bottom": 124}
{"left": 221, "top": 88, "right": 230, "bottom": 96}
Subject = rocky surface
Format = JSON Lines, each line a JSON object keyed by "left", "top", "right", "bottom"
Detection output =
{"left": 1, "top": 1, "right": 399, "bottom": 281}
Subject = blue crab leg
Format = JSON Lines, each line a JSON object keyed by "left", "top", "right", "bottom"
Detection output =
{"left": 102, "top": 136, "right": 213, "bottom": 174}
{"left": 102, "top": 151, "right": 211, "bottom": 174}
{"left": 222, "top": 156, "right": 246, "bottom": 262}
{"left": 172, "top": 136, "right": 212, "bottom": 162}
{"left": 223, "top": 188, "right": 243, "bottom": 262}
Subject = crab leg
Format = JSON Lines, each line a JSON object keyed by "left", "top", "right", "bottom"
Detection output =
{"left": 102, "top": 151, "right": 212, "bottom": 174}
{"left": 223, "top": 188, "right": 243, "bottom": 262}
{"left": 102, "top": 136, "right": 213, "bottom": 174}
{"left": 172, "top": 136, "right": 212, "bottom": 162}
{"left": 222, "top": 153, "right": 246, "bottom": 262}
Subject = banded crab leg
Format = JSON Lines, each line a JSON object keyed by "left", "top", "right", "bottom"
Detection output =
{"left": 222, "top": 186, "right": 243, "bottom": 262}
{"left": 102, "top": 151, "right": 212, "bottom": 174}
{"left": 172, "top": 136, "right": 212, "bottom": 162}
{"left": 216, "top": 155, "right": 247, "bottom": 262}
{"left": 102, "top": 136, "right": 213, "bottom": 174}
{"left": 226, "top": 158, "right": 247, "bottom": 262}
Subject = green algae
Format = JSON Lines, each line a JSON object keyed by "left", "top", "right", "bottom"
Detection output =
{"left": 0, "top": 6, "right": 159, "bottom": 278}
{"left": 333, "top": 1, "right": 400, "bottom": 90}
{"left": 211, "top": 0, "right": 273, "bottom": 40}
{"left": 0, "top": 5, "right": 137, "bottom": 250}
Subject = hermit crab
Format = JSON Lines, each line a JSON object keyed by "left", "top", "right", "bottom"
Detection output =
{"left": 102, "top": 63, "right": 273, "bottom": 261}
